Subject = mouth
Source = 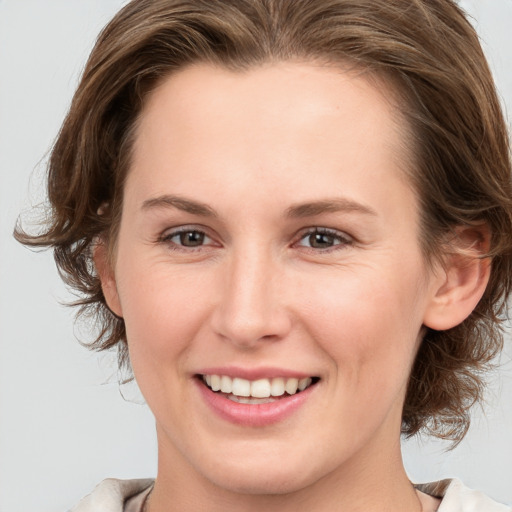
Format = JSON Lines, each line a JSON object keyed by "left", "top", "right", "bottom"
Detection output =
{"left": 198, "top": 374, "right": 320, "bottom": 404}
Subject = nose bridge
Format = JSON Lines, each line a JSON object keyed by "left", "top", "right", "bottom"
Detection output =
{"left": 212, "top": 242, "right": 290, "bottom": 347}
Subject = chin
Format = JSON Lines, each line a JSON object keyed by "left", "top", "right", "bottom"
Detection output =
{"left": 194, "top": 446, "right": 328, "bottom": 496}
{"left": 207, "top": 466, "right": 315, "bottom": 496}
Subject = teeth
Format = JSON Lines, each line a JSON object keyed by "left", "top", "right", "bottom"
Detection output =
{"left": 298, "top": 377, "right": 312, "bottom": 391}
{"left": 285, "top": 378, "right": 299, "bottom": 395}
{"left": 270, "top": 377, "right": 285, "bottom": 396}
{"left": 210, "top": 375, "right": 221, "bottom": 391}
{"left": 220, "top": 375, "right": 232, "bottom": 393}
{"left": 232, "top": 377, "right": 251, "bottom": 397}
{"left": 202, "top": 375, "right": 315, "bottom": 398}
{"left": 228, "top": 395, "right": 276, "bottom": 404}
{"left": 251, "top": 378, "right": 272, "bottom": 398}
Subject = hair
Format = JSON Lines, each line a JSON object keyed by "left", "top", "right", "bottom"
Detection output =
{"left": 15, "top": 0, "right": 512, "bottom": 444}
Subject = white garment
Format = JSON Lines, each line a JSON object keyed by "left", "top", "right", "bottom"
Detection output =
{"left": 70, "top": 478, "right": 511, "bottom": 512}
{"left": 417, "top": 480, "right": 511, "bottom": 512}
{"left": 70, "top": 478, "right": 153, "bottom": 512}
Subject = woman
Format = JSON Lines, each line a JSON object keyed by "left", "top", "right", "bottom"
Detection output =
{"left": 15, "top": 0, "right": 512, "bottom": 510}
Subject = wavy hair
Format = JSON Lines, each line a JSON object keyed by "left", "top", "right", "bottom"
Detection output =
{"left": 15, "top": 0, "right": 512, "bottom": 443}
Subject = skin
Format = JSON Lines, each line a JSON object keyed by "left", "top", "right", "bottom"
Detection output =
{"left": 96, "top": 62, "right": 489, "bottom": 511}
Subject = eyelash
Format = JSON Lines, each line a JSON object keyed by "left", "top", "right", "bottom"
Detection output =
{"left": 159, "top": 226, "right": 215, "bottom": 251}
{"left": 295, "top": 227, "right": 353, "bottom": 252}
{"left": 158, "top": 226, "right": 353, "bottom": 253}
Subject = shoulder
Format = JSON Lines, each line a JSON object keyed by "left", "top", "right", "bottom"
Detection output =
{"left": 416, "top": 479, "right": 511, "bottom": 512}
{"left": 69, "top": 478, "right": 154, "bottom": 512}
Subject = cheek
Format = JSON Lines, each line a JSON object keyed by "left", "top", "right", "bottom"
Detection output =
{"left": 298, "top": 262, "right": 426, "bottom": 384}
{"left": 114, "top": 258, "right": 213, "bottom": 375}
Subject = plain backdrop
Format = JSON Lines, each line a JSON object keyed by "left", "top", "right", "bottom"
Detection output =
{"left": 1, "top": 1, "right": 511, "bottom": 511}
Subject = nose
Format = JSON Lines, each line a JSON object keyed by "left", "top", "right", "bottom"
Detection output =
{"left": 210, "top": 246, "right": 292, "bottom": 349}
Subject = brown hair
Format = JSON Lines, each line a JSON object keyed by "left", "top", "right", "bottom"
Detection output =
{"left": 15, "top": 0, "right": 512, "bottom": 443}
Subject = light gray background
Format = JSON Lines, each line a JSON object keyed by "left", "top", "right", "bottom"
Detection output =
{"left": 1, "top": 1, "right": 511, "bottom": 511}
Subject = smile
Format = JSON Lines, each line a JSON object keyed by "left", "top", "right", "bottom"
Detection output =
{"left": 202, "top": 374, "right": 316, "bottom": 403}
{"left": 195, "top": 367, "right": 321, "bottom": 425}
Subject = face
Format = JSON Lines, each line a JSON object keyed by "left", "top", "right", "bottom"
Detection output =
{"left": 103, "top": 63, "right": 441, "bottom": 495}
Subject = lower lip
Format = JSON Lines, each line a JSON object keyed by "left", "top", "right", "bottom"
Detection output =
{"left": 195, "top": 378, "right": 316, "bottom": 427}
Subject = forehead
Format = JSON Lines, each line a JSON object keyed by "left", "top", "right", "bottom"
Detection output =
{"left": 127, "top": 62, "right": 415, "bottom": 222}
{"left": 136, "top": 62, "right": 405, "bottom": 151}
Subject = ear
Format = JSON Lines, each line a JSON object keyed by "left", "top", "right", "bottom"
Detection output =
{"left": 423, "top": 225, "right": 491, "bottom": 331}
{"left": 93, "top": 240, "right": 123, "bottom": 318}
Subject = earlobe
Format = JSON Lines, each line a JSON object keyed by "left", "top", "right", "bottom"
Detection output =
{"left": 93, "top": 240, "right": 123, "bottom": 318}
{"left": 423, "top": 226, "right": 491, "bottom": 331}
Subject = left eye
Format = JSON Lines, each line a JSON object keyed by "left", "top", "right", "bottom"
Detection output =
{"left": 297, "top": 229, "right": 351, "bottom": 250}
{"left": 164, "top": 229, "right": 212, "bottom": 247}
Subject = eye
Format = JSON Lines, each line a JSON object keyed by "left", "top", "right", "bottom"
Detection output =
{"left": 160, "top": 228, "right": 214, "bottom": 249}
{"left": 296, "top": 228, "right": 352, "bottom": 250}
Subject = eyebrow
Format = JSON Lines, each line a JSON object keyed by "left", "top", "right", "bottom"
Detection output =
{"left": 141, "top": 195, "right": 218, "bottom": 217}
{"left": 285, "top": 198, "right": 377, "bottom": 218}
{"left": 141, "top": 195, "right": 377, "bottom": 219}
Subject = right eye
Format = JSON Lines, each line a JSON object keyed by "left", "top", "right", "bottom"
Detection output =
{"left": 169, "top": 230, "right": 207, "bottom": 247}
{"left": 160, "top": 227, "right": 215, "bottom": 250}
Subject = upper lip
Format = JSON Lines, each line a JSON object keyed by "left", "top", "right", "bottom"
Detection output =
{"left": 195, "top": 366, "right": 318, "bottom": 380}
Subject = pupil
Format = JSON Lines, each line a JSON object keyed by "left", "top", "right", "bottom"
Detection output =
{"left": 180, "top": 231, "right": 204, "bottom": 246}
{"left": 310, "top": 233, "right": 334, "bottom": 248}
